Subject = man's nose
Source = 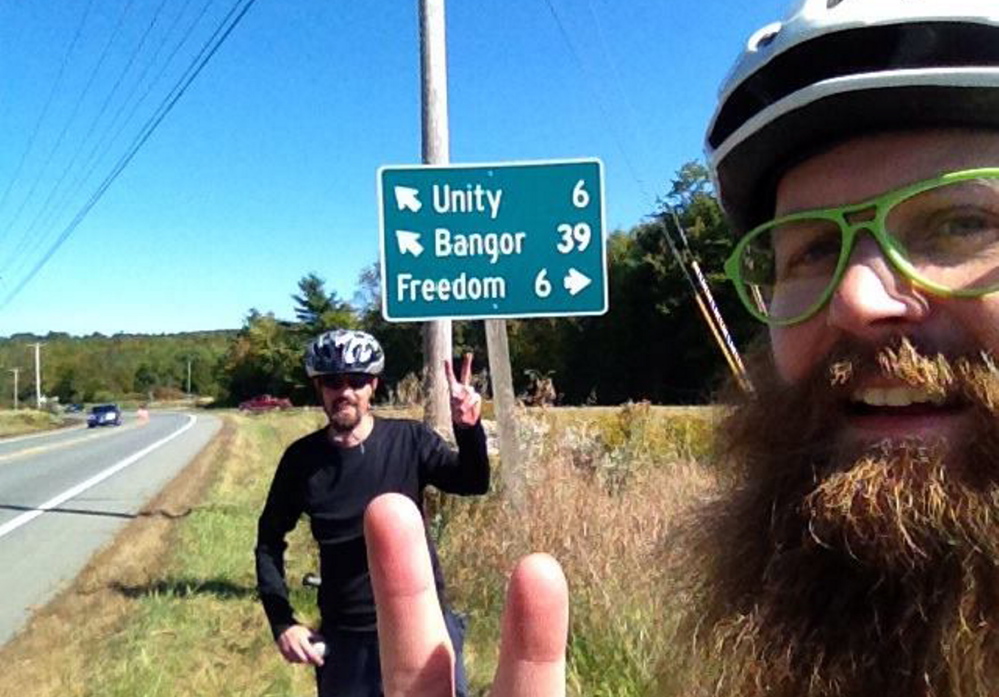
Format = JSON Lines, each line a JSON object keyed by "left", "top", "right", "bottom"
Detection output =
{"left": 826, "top": 233, "right": 929, "bottom": 335}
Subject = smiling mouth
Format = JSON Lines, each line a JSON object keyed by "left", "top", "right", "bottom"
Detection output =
{"left": 846, "top": 386, "right": 962, "bottom": 417}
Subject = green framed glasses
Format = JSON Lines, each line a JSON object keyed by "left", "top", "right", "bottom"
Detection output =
{"left": 724, "top": 168, "right": 999, "bottom": 326}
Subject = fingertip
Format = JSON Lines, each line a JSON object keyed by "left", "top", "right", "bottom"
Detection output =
{"left": 504, "top": 553, "right": 569, "bottom": 661}
{"left": 364, "top": 494, "right": 431, "bottom": 596}
{"left": 365, "top": 492, "right": 421, "bottom": 538}
{"left": 364, "top": 499, "right": 452, "bottom": 695}
{"left": 492, "top": 554, "right": 568, "bottom": 696}
{"left": 513, "top": 552, "right": 566, "bottom": 587}
{"left": 461, "top": 352, "right": 473, "bottom": 382}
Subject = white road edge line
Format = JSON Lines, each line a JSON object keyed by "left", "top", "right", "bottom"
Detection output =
{"left": 0, "top": 414, "right": 198, "bottom": 541}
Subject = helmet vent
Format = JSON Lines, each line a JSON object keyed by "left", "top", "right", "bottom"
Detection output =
{"left": 748, "top": 21, "right": 782, "bottom": 52}
{"left": 826, "top": 0, "right": 846, "bottom": 8}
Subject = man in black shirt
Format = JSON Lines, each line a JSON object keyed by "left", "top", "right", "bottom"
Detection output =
{"left": 255, "top": 328, "right": 488, "bottom": 697}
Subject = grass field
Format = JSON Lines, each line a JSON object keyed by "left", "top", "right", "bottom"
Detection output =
{"left": 0, "top": 403, "right": 719, "bottom": 696}
{"left": 0, "top": 409, "right": 66, "bottom": 437}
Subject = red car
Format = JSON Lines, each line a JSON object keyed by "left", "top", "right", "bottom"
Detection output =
{"left": 238, "top": 394, "right": 293, "bottom": 412}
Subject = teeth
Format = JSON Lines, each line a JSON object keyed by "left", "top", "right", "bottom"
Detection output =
{"left": 852, "top": 387, "right": 944, "bottom": 407}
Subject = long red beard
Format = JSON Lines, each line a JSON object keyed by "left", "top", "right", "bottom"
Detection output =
{"left": 674, "top": 338, "right": 999, "bottom": 697}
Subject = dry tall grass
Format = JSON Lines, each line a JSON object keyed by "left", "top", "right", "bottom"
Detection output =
{"left": 0, "top": 409, "right": 64, "bottom": 437}
{"left": 437, "top": 403, "right": 718, "bottom": 696}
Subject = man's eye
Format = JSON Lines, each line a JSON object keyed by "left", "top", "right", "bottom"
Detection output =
{"left": 903, "top": 208, "right": 999, "bottom": 260}
{"left": 938, "top": 214, "right": 996, "bottom": 238}
{"left": 777, "top": 235, "right": 840, "bottom": 279}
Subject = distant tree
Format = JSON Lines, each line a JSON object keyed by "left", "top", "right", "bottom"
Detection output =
{"left": 51, "top": 368, "right": 81, "bottom": 404}
{"left": 0, "top": 331, "right": 231, "bottom": 406}
{"left": 134, "top": 363, "right": 157, "bottom": 393}
{"left": 293, "top": 272, "right": 356, "bottom": 336}
{"left": 651, "top": 161, "right": 760, "bottom": 398}
{"left": 353, "top": 262, "right": 382, "bottom": 313}
{"left": 220, "top": 310, "right": 305, "bottom": 404}
{"left": 355, "top": 262, "right": 423, "bottom": 395}
{"left": 497, "top": 161, "right": 758, "bottom": 405}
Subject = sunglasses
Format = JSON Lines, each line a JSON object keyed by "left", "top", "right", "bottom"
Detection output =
{"left": 318, "top": 374, "right": 373, "bottom": 390}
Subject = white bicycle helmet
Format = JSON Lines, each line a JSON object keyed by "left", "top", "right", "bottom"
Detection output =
{"left": 305, "top": 329, "right": 385, "bottom": 378}
{"left": 706, "top": 0, "right": 999, "bottom": 234}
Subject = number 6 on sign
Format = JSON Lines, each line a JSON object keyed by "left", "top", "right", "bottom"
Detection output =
{"left": 556, "top": 222, "right": 592, "bottom": 254}
{"left": 572, "top": 179, "right": 590, "bottom": 208}
{"left": 534, "top": 269, "right": 552, "bottom": 298}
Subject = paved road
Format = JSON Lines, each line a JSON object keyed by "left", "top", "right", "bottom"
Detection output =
{"left": 0, "top": 411, "right": 221, "bottom": 647}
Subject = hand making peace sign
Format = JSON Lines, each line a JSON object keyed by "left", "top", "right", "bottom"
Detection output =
{"left": 444, "top": 353, "right": 482, "bottom": 427}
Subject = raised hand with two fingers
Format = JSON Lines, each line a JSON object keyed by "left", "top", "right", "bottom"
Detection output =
{"left": 444, "top": 353, "right": 482, "bottom": 427}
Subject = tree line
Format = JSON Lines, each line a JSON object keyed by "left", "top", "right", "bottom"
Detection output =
{"left": 0, "top": 163, "right": 763, "bottom": 409}
{"left": 0, "top": 331, "right": 233, "bottom": 407}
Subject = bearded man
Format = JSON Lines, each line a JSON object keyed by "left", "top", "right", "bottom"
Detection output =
{"left": 352, "top": 1, "right": 999, "bottom": 696}
{"left": 683, "top": 0, "right": 999, "bottom": 693}
{"left": 254, "top": 329, "right": 488, "bottom": 697}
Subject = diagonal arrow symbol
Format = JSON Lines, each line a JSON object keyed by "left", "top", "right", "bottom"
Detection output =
{"left": 563, "top": 268, "right": 592, "bottom": 296}
{"left": 396, "top": 230, "right": 424, "bottom": 257}
{"left": 394, "top": 186, "right": 422, "bottom": 212}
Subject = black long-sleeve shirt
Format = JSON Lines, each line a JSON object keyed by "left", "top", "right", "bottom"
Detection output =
{"left": 254, "top": 417, "right": 489, "bottom": 638}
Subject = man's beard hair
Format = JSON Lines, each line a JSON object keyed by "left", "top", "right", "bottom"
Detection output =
{"left": 674, "top": 336, "right": 999, "bottom": 697}
{"left": 329, "top": 400, "right": 361, "bottom": 433}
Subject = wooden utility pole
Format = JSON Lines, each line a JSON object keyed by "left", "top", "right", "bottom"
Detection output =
{"left": 9, "top": 368, "right": 18, "bottom": 410}
{"left": 419, "top": 0, "right": 452, "bottom": 433}
{"left": 416, "top": 0, "right": 524, "bottom": 506}
{"left": 31, "top": 342, "right": 43, "bottom": 409}
{"left": 485, "top": 321, "right": 524, "bottom": 509}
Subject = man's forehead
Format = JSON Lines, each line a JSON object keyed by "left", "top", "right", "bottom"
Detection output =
{"left": 774, "top": 128, "right": 999, "bottom": 213}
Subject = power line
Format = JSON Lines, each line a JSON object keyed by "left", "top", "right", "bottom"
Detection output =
{"left": 540, "top": 0, "right": 750, "bottom": 389}
{"left": 583, "top": 0, "right": 657, "bottom": 197}
{"left": 0, "top": 0, "right": 260, "bottom": 311}
{"left": 6, "top": 0, "right": 172, "bottom": 275}
{"left": 68, "top": 0, "right": 210, "bottom": 209}
{"left": 0, "top": 0, "right": 97, "bottom": 236}
{"left": 5, "top": 0, "right": 216, "bottom": 282}
{"left": 540, "top": 0, "right": 655, "bottom": 205}
{"left": 0, "top": 0, "right": 137, "bottom": 273}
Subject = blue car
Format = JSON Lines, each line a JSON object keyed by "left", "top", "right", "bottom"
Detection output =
{"left": 87, "top": 404, "right": 122, "bottom": 428}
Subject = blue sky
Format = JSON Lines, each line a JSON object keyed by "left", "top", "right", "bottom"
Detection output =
{"left": 0, "top": 0, "right": 791, "bottom": 336}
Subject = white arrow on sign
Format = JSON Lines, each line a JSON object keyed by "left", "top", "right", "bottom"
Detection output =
{"left": 394, "top": 186, "right": 422, "bottom": 212}
{"left": 563, "top": 268, "right": 592, "bottom": 296}
{"left": 396, "top": 230, "right": 424, "bottom": 257}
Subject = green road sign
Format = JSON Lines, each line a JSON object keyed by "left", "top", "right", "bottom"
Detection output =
{"left": 378, "top": 159, "right": 607, "bottom": 321}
